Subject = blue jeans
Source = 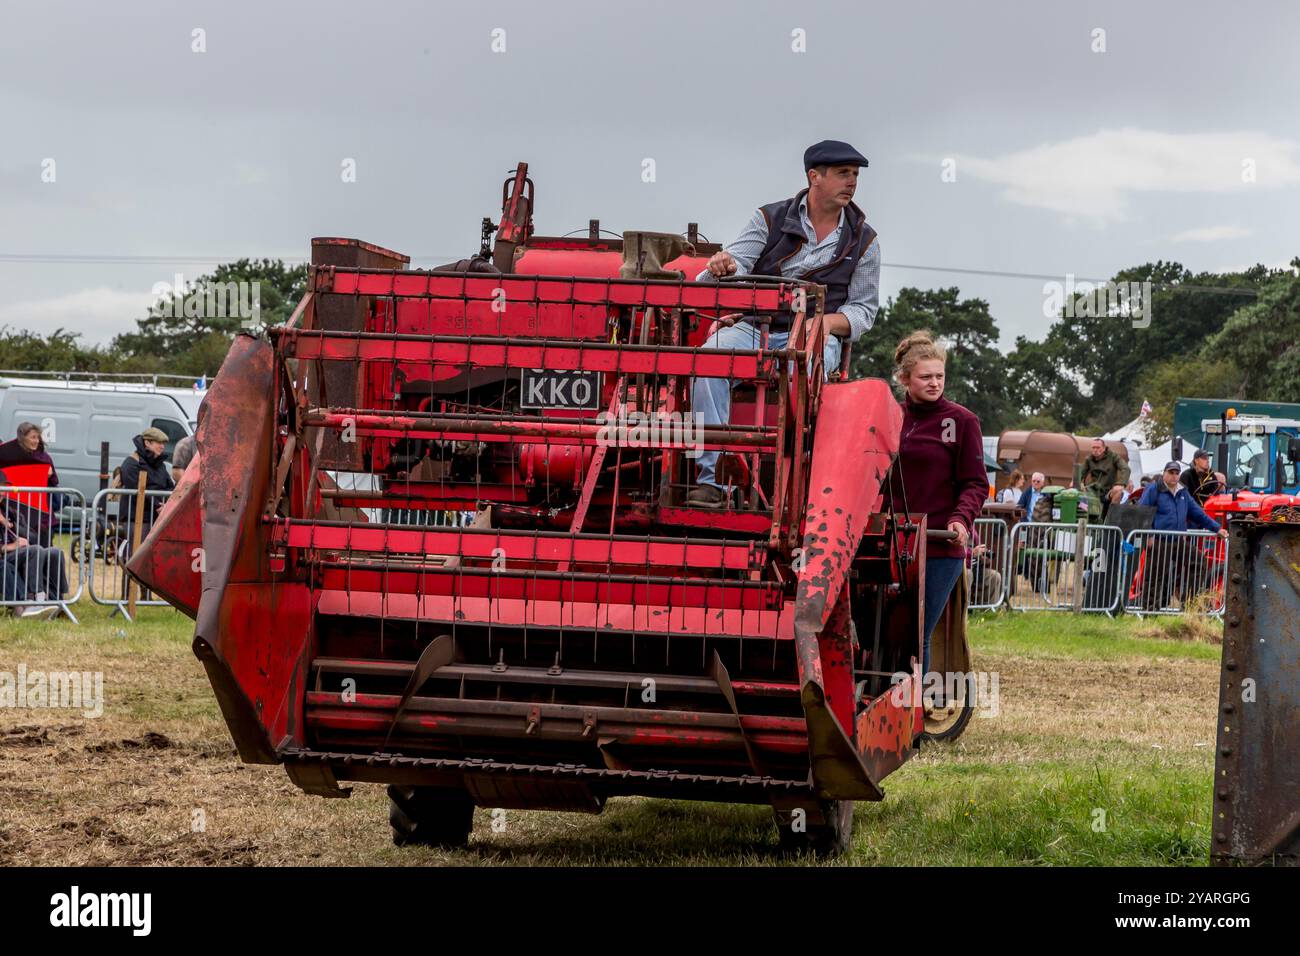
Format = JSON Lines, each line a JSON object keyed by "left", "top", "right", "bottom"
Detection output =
{"left": 691, "top": 322, "right": 842, "bottom": 486}
{"left": 923, "top": 557, "right": 965, "bottom": 675}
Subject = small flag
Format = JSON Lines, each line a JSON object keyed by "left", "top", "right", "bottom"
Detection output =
{"left": 1140, "top": 400, "right": 1152, "bottom": 417}
{"left": 194, "top": 374, "right": 207, "bottom": 391}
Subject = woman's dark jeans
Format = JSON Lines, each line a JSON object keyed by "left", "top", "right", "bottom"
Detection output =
{"left": 923, "top": 556, "right": 965, "bottom": 675}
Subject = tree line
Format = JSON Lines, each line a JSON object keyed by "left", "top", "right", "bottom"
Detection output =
{"left": 2, "top": 256, "right": 1297, "bottom": 443}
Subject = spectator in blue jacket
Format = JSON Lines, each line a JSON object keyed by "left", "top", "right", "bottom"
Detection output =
{"left": 1136, "top": 461, "right": 1227, "bottom": 611}
{"left": 1017, "top": 471, "right": 1046, "bottom": 515}
{"left": 1138, "top": 461, "right": 1227, "bottom": 536}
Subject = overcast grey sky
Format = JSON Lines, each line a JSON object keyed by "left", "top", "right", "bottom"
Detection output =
{"left": 3, "top": 0, "right": 1298, "bottom": 349}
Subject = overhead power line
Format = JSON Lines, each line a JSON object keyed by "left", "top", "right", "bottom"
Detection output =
{"left": 0, "top": 251, "right": 1268, "bottom": 297}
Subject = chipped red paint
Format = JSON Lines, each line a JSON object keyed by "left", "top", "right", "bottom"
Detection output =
{"left": 791, "top": 379, "right": 904, "bottom": 797}
{"left": 126, "top": 463, "right": 203, "bottom": 617}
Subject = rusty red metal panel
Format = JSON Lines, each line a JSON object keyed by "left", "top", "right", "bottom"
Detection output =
{"left": 314, "top": 565, "right": 783, "bottom": 610}
{"left": 788, "top": 379, "right": 902, "bottom": 800}
{"left": 794, "top": 378, "right": 902, "bottom": 637}
{"left": 857, "top": 674, "right": 919, "bottom": 782}
{"left": 314, "top": 589, "right": 795, "bottom": 640}
{"left": 311, "top": 237, "right": 410, "bottom": 269}
{"left": 1213, "top": 519, "right": 1300, "bottom": 866}
{"left": 187, "top": 334, "right": 314, "bottom": 762}
{"left": 272, "top": 520, "right": 761, "bottom": 573}
{"left": 126, "top": 460, "right": 203, "bottom": 617}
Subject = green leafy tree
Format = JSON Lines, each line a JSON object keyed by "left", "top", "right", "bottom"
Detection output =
{"left": 849, "top": 287, "right": 1014, "bottom": 431}
{"left": 0, "top": 328, "right": 121, "bottom": 373}
{"left": 1138, "top": 355, "right": 1243, "bottom": 444}
{"left": 1202, "top": 262, "right": 1300, "bottom": 402}
{"left": 1024, "top": 261, "right": 1280, "bottom": 429}
{"left": 112, "top": 258, "right": 307, "bottom": 369}
{"left": 1002, "top": 335, "right": 1087, "bottom": 428}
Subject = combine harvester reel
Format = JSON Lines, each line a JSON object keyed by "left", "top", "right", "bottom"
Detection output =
{"left": 128, "top": 162, "right": 969, "bottom": 856}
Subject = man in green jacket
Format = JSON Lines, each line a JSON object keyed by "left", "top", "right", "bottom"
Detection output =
{"left": 1081, "top": 438, "right": 1130, "bottom": 518}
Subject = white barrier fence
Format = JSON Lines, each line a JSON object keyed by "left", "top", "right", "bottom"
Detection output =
{"left": 1121, "top": 528, "right": 1227, "bottom": 617}
{"left": 964, "top": 520, "right": 1224, "bottom": 619}
{"left": 1005, "top": 521, "right": 1128, "bottom": 616}
{"left": 88, "top": 488, "right": 176, "bottom": 620}
{"left": 969, "top": 518, "right": 1010, "bottom": 610}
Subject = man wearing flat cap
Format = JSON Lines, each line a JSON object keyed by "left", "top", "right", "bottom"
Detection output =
{"left": 115, "top": 426, "right": 176, "bottom": 540}
{"left": 688, "top": 139, "right": 880, "bottom": 507}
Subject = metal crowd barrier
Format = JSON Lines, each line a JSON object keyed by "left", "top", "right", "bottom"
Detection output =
{"left": 88, "top": 488, "right": 175, "bottom": 620}
{"left": 0, "top": 485, "right": 86, "bottom": 623}
{"left": 1122, "top": 528, "right": 1226, "bottom": 617}
{"left": 0, "top": 482, "right": 1234, "bottom": 627}
{"left": 1006, "top": 521, "right": 1126, "bottom": 616}
{"left": 969, "top": 517, "right": 1010, "bottom": 610}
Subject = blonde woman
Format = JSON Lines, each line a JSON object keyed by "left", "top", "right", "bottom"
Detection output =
{"left": 890, "top": 331, "right": 987, "bottom": 675}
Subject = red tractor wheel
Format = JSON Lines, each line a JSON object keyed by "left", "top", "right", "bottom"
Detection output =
{"left": 773, "top": 799, "right": 855, "bottom": 857}
{"left": 387, "top": 785, "right": 475, "bottom": 849}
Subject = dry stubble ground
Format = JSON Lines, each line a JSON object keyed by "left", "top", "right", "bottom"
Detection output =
{"left": 0, "top": 604, "right": 1223, "bottom": 866}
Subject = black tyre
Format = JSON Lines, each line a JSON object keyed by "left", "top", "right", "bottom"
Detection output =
{"left": 921, "top": 694, "right": 975, "bottom": 743}
{"left": 387, "top": 784, "right": 475, "bottom": 849}
{"left": 774, "top": 799, "right": 854, "bottom": 857}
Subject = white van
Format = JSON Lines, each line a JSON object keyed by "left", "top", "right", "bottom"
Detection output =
{"left": 0, "top": 372, "right": 205, "bottom": 503}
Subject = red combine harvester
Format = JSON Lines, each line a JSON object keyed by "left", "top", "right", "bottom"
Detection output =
{"left": 129, "top": 163, "right": 956, "bottom": 854}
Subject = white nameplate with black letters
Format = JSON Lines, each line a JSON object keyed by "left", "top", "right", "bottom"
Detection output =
{"left": 519, "top": 368, "right": 602, "bottom": 411}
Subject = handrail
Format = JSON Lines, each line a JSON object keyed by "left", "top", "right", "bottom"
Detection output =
{"left": 0, "top": 369, "right": 210, "bottom": 389}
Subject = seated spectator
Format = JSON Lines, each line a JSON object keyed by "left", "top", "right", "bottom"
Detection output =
{"left": 0, "top": 510, "right": 66, "bottom": 618}
{"left": 0, "top": 421, "right": 59, "bottom": 483}
{"left": 0, "top": 421, "right": 61, "bottom": 546}
{"left": 969, "top": 542, "right": 1003, "bottom": 605}
{"left": 1081, "top": 438, "right": 1130, "bottom": 517}
{"left": 999, "top": 469, "right": 1026, "bottom": 504}
{"left": 1180, "top": 450, "right": 1226, "bottom": 506}
{"left": 1018, "top": 472, "right": 1046, "bottom": 514}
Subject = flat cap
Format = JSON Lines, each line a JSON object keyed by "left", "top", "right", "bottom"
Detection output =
{"left": 804, "top": 139, "right": 869, "bottom": 171}
{"left": 141, "top": 426, "right": 170, "bottom": 443}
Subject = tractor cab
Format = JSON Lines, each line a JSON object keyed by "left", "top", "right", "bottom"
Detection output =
{"left": 1200, "top": 412, "right": 1300, "bottom": 495}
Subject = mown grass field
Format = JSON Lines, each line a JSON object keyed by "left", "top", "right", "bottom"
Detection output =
{"left": 0, "top": 603, "right": 1223, "bottom": 866}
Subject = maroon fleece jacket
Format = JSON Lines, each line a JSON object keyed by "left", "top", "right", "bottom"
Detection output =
{"left": 892, "top": 394, "right": 987, "bottom": 558}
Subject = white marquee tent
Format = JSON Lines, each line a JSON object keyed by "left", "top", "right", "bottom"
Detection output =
{"left": 1103, "top": 415, "right": 1201, "bottom": 478}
